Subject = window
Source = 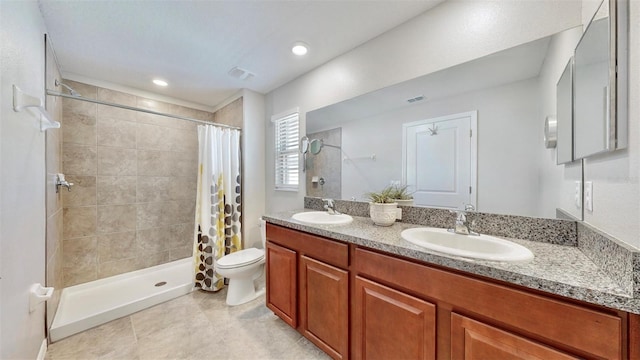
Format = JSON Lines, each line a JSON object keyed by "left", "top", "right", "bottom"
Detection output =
{"left": 273, "top": 109, "right": 299, "bottom": 191}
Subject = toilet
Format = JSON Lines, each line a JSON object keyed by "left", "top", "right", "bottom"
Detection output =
{"left": 215, "top": 220, "right": 266, "bottom": 306}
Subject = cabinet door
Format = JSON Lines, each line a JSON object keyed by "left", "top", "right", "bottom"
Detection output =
{"left": 451, "top": 313, "right": 579, "bottom": 359}
{"left": 266, "top": 242, "right": 297, "bottom": 327}
{"left": 354, "top": 276, "right": 436, "bottom": 360}
{"left": 300, "top": 255, "right": 349, "bottom": 360}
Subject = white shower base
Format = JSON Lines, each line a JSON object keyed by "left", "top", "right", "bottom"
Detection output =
{"left": 50, "top": 258, "right": 194, "bottom": 342}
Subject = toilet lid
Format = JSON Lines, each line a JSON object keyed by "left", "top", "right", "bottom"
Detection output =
{"left": 217, "top": 248, "right": 265, "bottom": 269}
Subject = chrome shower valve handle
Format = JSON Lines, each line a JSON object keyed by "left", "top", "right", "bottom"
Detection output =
{"left": 56, "top": 173, "right": 74, "bottom": 193}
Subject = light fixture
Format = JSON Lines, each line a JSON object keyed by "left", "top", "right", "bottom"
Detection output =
{"left": 153, "top": 79, "right": 168, "bottom": 87}
{"left": 291, "top": 42, "right": 309, "bottom": 56}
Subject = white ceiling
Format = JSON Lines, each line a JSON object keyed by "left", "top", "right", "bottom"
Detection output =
{"left": 38, "top": 0, "right": 443, "bottom": 108}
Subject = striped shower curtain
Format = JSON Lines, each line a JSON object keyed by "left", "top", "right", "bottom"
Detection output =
{"left": 193, "top": 125, "right": 242, "bottom": 291}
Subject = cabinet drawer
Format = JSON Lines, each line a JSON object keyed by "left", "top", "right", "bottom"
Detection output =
{"left": 451, "top": 313, "right": 579, "bottom": 359}
{"left": 267, "top": 224, "right": 349, "bottom": 269}
{"left": 355, "top": 247, "right": 623, "bottom": 359}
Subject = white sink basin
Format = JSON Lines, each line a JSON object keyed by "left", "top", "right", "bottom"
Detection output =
{"left": 401, "top": 227, "right": 534, "bottom": 262}
{"left": 292, "top": 211, "right": 353, "bottom": 226}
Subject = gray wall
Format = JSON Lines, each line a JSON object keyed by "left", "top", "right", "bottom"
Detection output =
{"left": 1, "top": 2, "right": 48, "bottom": 357}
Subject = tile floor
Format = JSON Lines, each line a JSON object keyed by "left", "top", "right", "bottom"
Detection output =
{"left": 46, "top": 289, "right": 330, "bottom": 360}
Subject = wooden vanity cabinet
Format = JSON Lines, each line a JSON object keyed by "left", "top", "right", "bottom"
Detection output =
{"left": 265, "top": 241, "right": 297, "bottom": 327}
{"left": 450, "top": 314, "right": 579, "bottom": 359}
{"left": 266, "top": 224, "right": 638, "bottom": 360}
{"left": 266, "top": 224, "right": 350, "bottom": 360}
{"left": 354, "top": 276, "right": 436, "bottom": 360}
{"left": 355, "top": 247, "right": 626, "bottom": 360}
{"left": 300, "top": 255, "right": 349, "bottom": 359}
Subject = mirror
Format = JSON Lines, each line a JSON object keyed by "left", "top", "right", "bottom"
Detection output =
{"left": 308, "top": 138, "right": 341, "bottom": 155}
{"left": 305, "top": 26, "right": 586, "bottom": 220}
{"left": 573, "top": 0, "right": 628, "bottom": 158}
{"left": 556, "top": 58, "right": 573, "bottom": 164}
{"left": 300, "top": 136, "right": 310, "bottom": 173}
{"left": 309, "top": 139, "right": 323, "bottom": 155}
{"left": 300, "top": 136, "right": 310, "bottom": 154}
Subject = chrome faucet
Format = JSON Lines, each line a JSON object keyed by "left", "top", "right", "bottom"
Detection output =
{"left": 322, "top": 198, "right": 341, "bottom": 215}
{"left": 55, "top": 173, "right": 74, "bottom": 193}
{"left": 449, "top": 204, "right": 478, "bottom": 235}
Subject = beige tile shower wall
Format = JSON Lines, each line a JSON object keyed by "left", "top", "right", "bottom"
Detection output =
{"left": 45, "top": 39, "right": 64, "bottom": 328}
{"left": 61, "top": 80, "right": 234, "bottom": 286}
{"left": 306, "top": 128, "right": 342, "bottom": 199}
{"left": 213, "top": 98, "right": 243, "bottom": 128}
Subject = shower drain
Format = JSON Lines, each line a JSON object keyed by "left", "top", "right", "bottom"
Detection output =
{"left": 154, "top": 281, "right": 167, "bottom": 287}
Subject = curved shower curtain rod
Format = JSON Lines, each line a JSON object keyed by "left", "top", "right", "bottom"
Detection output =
{"left": 46, "top": 89, "right": 242, "bottom": 131}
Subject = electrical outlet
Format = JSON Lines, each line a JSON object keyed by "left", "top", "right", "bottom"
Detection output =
{"left": 575, "top": 181, "right": 581, "bottom": 208}
{"left": 585, "top": 181, "right": 593, "bottom": 212}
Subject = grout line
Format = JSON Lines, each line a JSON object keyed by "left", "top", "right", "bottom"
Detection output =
{"left": 129, "top": 316, "right": 139, "bottom": 344}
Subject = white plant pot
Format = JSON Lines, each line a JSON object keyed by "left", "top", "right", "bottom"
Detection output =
{"left": 369, "top": 202, "right": 398, "bottom": 226}
{"left": 394, "top": 199, "right": 414, "bottom": 206}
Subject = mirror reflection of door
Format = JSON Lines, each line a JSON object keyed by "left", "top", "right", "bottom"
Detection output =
{"left": 402, "top": 111, "right": 477, "bottom": 210}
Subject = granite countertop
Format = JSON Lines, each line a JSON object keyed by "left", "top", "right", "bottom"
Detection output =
{"left": 263, "top": 209, "right": 640, "bottom": 315}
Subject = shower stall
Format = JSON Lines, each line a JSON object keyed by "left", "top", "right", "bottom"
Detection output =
{"left": 44, "top": 37, "right": 244, "bottom": 341}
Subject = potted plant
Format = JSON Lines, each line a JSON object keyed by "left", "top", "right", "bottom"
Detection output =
{"left": 365, "top": 187, "right": 398, "bottom": 226}
{"left": 388, "top": 184, "right": 414, "bottom": 206}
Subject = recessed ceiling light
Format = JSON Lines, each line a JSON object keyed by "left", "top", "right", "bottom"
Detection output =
{"left": 153, "top": 79, "right": 168, "bottom": 87}
{"left": 291, "top": 42, "right": 309, "bottom": 56}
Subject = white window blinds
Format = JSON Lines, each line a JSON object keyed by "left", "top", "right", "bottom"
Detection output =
{"left": 273, "top": 110, "right": 299, "bottom": 191}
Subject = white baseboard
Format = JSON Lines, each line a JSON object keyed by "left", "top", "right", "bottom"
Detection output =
{"left": 36, "top": 339, "right": 47, "bottom": 360}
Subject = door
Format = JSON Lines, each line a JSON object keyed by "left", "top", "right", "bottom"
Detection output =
{"left": 402, "top": 111, "right": 477, "bottom": 210}
{"left": 354, "top": 276, "right": 436, "bottom": 360}
{"left": 300, "top": 256, "right": 349, "bottom": 360}
{"left": 451, "top": 314, "right": 579, "bottom": 359}
{"left": 266, "top": 242, "right": 298, "bottom": 327}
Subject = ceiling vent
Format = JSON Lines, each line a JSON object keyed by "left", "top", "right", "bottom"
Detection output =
{"left": 406, "top": 95, "right": 426, "bottom": 103}
{"left": 228, "top": 66, "right": 255, "bottom": 81}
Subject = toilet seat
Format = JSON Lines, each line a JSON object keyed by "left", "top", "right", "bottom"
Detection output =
{"left": 217, "top": 248, "right": 265, "bottom": 269}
